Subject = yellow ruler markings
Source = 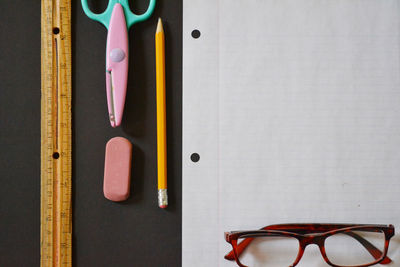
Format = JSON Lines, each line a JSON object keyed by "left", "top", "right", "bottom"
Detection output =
{"left": 41, "top": 0, "right": 72, "bottom": 266}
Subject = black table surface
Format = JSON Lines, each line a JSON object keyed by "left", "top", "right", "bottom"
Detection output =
{"left": 0, "top": 1, "right": 183, "bottom": 266}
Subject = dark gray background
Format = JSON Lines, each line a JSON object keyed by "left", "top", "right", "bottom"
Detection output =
{"left": 0, "top": 1, "right": 182, "bottom": 266}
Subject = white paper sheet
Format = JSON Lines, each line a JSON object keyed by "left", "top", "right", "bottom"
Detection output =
{"left": 183, "top": 1, "right": 400, "bottom": 266}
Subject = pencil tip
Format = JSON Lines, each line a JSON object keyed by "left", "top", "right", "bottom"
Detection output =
{"left": 157, "top": 18, "right": 163, "bottom": 32}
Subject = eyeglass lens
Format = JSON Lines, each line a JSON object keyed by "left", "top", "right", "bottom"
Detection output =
{"left": 236, "top": 236, "right": 299, "bottom": 266}
{"left": 325, "top": 230, "right": 385, "bottom": 266}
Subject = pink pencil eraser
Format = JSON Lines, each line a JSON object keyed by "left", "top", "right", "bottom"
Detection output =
{"left": 104, "top": 137, "right": 132, "bottom": 202}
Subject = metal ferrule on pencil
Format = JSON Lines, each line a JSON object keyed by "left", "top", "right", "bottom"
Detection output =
{"left": 158, "top": 189, "right": 168, "bottom": 208}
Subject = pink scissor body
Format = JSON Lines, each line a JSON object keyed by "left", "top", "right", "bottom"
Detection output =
{"left": 106, "top": 4, "right": 128, "bottom": 127}
{"left": 81, "top": 0, "right": 156, "bottom": 127}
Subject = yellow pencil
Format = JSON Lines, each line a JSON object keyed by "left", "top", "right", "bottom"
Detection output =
{"left": 156, "top": 18, "right": 168, "bottom": 208}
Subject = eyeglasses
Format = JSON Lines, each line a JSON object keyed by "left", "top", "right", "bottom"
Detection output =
{"left": 224, "top": 224, "right": 395, "bottom": 267}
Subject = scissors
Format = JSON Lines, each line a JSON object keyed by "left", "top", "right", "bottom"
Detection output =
{"left": 81, "top": 0, "right": 156, "bottom": 127}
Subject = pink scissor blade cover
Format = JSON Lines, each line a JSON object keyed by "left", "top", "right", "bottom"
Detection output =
{"left": 106, "top": 3, "right": 129, "bottom": 127}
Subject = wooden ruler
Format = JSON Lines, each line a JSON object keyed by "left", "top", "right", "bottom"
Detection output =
{"left": 41, "top": 0, "right": 72, "bottom": 266}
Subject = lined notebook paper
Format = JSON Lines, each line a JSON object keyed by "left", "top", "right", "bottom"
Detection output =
{"left": 183, "top": 1, "right": 400, "bottom": 266}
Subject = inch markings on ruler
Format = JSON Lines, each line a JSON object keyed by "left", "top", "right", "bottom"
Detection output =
{"left": 41, "top": 0, "right": 72, "bottom": 266}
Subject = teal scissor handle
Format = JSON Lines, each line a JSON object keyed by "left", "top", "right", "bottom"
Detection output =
{"left": 81, "top": 0, "right": 156, "bottom": 29}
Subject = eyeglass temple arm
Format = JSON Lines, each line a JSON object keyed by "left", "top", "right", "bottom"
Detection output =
{"left": 224, "top": 232, "right": 282, "bottom": 261}
{"left": 225, "top": 237, "right": 253, "bottom": 260}
{"left": 224, "top": 229, "right": 392, "bottom": 263}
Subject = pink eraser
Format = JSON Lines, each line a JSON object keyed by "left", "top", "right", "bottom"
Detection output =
{"left": 104, "top": 137, "right": 132, "bottom": 202}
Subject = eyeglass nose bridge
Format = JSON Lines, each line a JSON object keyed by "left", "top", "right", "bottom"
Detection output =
{"left": 301, "top": 234, "right": 325, "bottom": 246}
{"left": 291, "top": 235, "right": 326, "bottom": 266}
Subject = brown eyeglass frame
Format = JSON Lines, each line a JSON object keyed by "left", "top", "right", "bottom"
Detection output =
{"left": 224, "top": 223, "right": 395, "bottom": 267}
